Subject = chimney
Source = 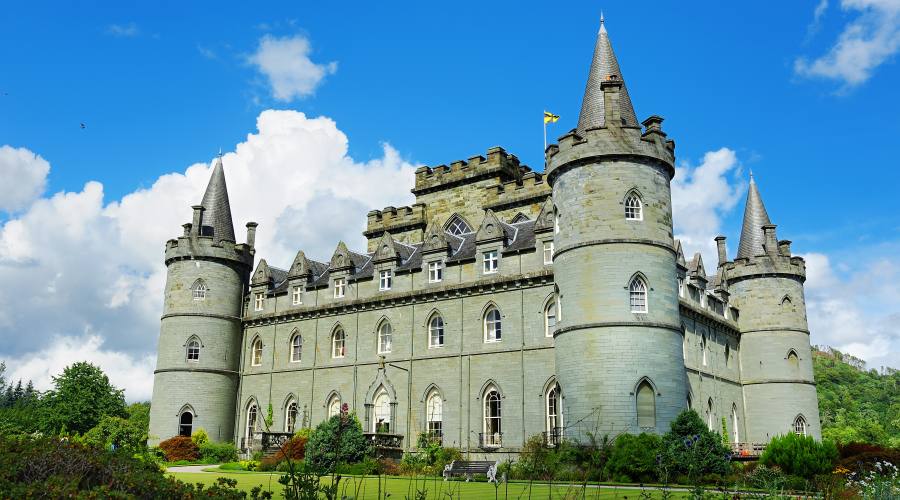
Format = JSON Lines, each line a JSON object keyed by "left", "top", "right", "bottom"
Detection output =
{"left": 762, "top": 224, "right": 778, "bottom": 256}
{"left": 246, "top": 222, "right": 258, "bottom": 248}
{"left": 182, "top": 223, "right": 192, "bottom": 237}
{"left": 191, "top": 205, "right": 204, "bottom": 237}
{"left": 778, "top": 239, "right": 792, "bottom": 257}
{"left": 715, "top": 235, "right": 727, "bottom": 266}
{"left": 601, "top": 78, "right": 623, "bottom": 126}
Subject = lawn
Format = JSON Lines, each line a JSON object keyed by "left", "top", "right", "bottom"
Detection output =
{"left": 169, "top": 471, "right": 691, "bottom": 499}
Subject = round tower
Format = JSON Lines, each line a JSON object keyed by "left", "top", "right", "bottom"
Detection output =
{"left": 545, "top": 18, "right": 686, "bottom": 439}
{"left": 148, "top": 157, "right": 255, "bottom": 445}
{"left": 725, "top": 176, "right": 821, "bottom": 441}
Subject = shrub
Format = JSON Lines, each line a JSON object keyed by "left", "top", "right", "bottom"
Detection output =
{"left": 199, "top": 441, "right": 238, "bottom": 463}
{"left": 305, "top": 413, "right": 371, "bottom": 473}
{"left": 191, "top": 427, "right": 209, "bottom": 446}
{"left": 604, "top": 432, "right": 662, "bottom": 483}
{"left": 760, "top": 433, "right": 838, "bottom": 479}
{"left": 659, "top": 409, "right": 731, "bottom": 484}
{"left": 745, "top": 464, "right": 786, "bottom": 490}
{"left": 837, "top": 442, "right": 900, "bottom": 476}
{"left": 158, "top": 435, "right": 200, "bottom": 462}
{"left": 81, "top": 414, "right": 147, "bottom": 454}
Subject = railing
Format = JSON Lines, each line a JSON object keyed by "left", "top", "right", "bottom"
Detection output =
{"left": 364, "top": 432, "right": 404, "bottom": 450}
{"left": 731, "top": 442, "right": 766, "bottom": 459}
{"left": 262, "top": 432, "right": 292, "bottom": 451}
{"left": 478, "top": 432, "right": 502, "bottom": 449}
{"left": 543, "top": 427, "right": 564, "bottom": 447}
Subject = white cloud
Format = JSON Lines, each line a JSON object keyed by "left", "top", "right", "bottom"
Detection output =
{"left": 808, "top": 0, "right": 830, "bottom": 38}
{"left": 671, "top": 147, "right": 745, "bottom": 268}
{"left": 0, "top": 110, "right": 416, "bottom": 401}
{"left": 248, "top": 35, "right": 338, "bottom": 101}
{"left": 803, "top": 252, "right": 900, "bottom": 369}
{"left": 106, "top": 23, "right": 140, "bottom": 38}
{"left": 0, "top": 145, "right": 50, "bottom": 212}
{"left": 795, "top": 0, "right": 900, "bottom": 87}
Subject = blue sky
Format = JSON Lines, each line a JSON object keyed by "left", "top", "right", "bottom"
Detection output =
{"left": 1, "top": 1, "right": 899, "bottom": 399}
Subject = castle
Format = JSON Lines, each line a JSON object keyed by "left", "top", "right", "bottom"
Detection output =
{"left": 148, "top": 19, "right": 822, "bottom": 456}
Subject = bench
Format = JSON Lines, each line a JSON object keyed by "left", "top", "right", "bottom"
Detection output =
{"left": 442, "top": 460, "right": 500, "bottom": 482}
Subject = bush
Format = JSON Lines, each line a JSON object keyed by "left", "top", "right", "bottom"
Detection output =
{"left": 760, "top": 433, "right": 838, "bottom": 479}
{"left": 745, "top": 464, "right": 786, "bottom": 490}
{"left": 305, "top": 413, "right": 371, "bottom": 473}
{"left": 837, "top": 442, "right": 900, "bottom": 476}
{"left": 191, "top": 427, "right": 209, "bottom": 446}
{"left": 81, "top": 414, "right": 147, "bottom": 454}
{"left": 0, "top": 435, "right": 250, "bottom": 498}
{"left": 604, "top": 432, "right": 662, "bottom": 483}
{"left": 158, "top": 435, "right": 200, "bottom": 462}
{"left": 659, "top": 409, "right": 731, "bottom": 484}
{"left": 199, "top": 441, "right": 238, "bottom": 463}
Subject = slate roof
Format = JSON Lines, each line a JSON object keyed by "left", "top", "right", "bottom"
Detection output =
{"left": 576, "top": 15, "right": 639, "bottom": 133}
{"left": 199, "top": 157, "right": 236, "bottom": 243}
{"left": 736, "top": 175, "right": 772, "bottom": 259}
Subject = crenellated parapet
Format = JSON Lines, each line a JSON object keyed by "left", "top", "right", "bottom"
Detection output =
{"left": 413, "top": 146, "right": 527, "bottom": 196}
{"left": 483, "top": 171, "right": 551, "bottom": 212}
{"left": 364, "top": 204, "right": 427, "bottom": 251}
{"left": 723, "top": 227, "right": 805, "bottom": 285}
{"left": 164, "top": 234, "right": 254, "bottom": 269}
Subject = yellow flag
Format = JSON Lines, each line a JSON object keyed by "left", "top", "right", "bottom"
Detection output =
{"left": 544, "top": 111, "right": 559, "bottom": 124}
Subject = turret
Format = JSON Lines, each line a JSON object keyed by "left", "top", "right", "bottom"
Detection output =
{"left": 724, "top": 176, "right": 821, "bottom": 441}
{"left": 546, "top": 16, "right": 685, "bottom": 439}
{"left": 148, "top": 156, "right": 255, "bottom": 445}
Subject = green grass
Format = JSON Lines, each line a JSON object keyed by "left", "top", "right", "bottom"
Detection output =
{"left": 168, "top": 471, "right": 691, "bottom": 499}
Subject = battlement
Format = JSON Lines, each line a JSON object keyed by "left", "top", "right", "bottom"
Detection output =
{"left": 364, "top": 203, "right": 427, "bottom": 237}
{"left": 483, "top": 171, "right": 552, "bottom": 212}
{"left": 413, "top": 146, "right": 527, "bottom": 195}
{"left": 724, "top": 250, "right": 806, "bottom": 283}
{"left": 165, "top": 235, "right": 255, "bottom": 268}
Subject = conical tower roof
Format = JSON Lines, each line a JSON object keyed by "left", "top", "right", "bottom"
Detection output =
{"left": 736, "top": 175, "right": 772, "bottom": 259}
{"left": 576, "top": 15, "right": 639, "bottom": 133}
{"left": 200, "top": 156, "right": 236, "bottom": 243}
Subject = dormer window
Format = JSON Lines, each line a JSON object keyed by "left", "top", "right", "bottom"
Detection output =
{"left": 292, "top": 286, "right": 302, "bottom": 305}
{"left": 379, "top": 270, "right": 393, "bottom": 291}
{"left": 254, "top": 293, "right": 264, "bottom": 311}
{"left": 625, "top": 193, "right": 643, "bottom": 220}
{"left": 543, "top": 241, "right": 554, "bottom": 265}
{"left": 445, "top": 214, "right": 472, "bottom": 236}
{"left": 428, "top": 261, "right": 443, "bottom": 283}
{"left": 334, "top": 278, "right": 346, "bottom": 298}
{"left": 483, "top": 250, "right": 499, "bottom": 274}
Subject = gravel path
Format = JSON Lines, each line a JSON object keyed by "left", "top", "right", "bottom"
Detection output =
{"left": 167, "top": 464, "right": 220, "bottom": 473}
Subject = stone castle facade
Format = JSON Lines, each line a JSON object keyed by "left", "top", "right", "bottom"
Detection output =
{"left": 148, "top": 19, "right": 822, "bottom": 456}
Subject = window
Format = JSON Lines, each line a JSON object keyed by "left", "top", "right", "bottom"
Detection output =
{"left": 731, "top": 405, "right": 740, "bottom": 443}
{"left": 701, "top": 335, "right": 708, "bottom": 366}
{"left": 428, "top": 261, "right": 443, "bottom": 283}
{"left": 677, "top": 278, "right": 685, "bottom": 298}
{"left": 254, "top": 293, "right": 264, "bottom": 311}
{"left": 333, "top": 278, "right": 345, "bottom": 298}
{"left": 554, "top": 207, "right": 560, "bottom": 234}
{"left": 543, "top": 241, "right": 554, "bottom": 264}
{"left": 483, "top": 250, "right": 499, "bottom": 274}
{"left": 179, "top": 411, "right": 193, "bottom": 437}
{"left": 379, "top": 270, "right": 392, "bottom": 291}
{"left": 484, "top": 307, "right": 502, "bottom": 342}
{"left": 246, "top": 404, "right": 258, "bottom": 443}
{"left": 292, "top": 286, "right": 302, "bottom": 305}
{"left": 373, "top": 390, "right": 391, "bottom": 433}
{"left": 546, "top": 384, "right": 561, "bottom": 436}
{"left": 187, "top": 340, "right": 200, "bottom": 362}
{"left": 545, "top": 298, "right": 557, "bottom": 337}
{"left": 377, "top": 322, "right": 392, "bottom": 354}
{"left": 428, "top": 315, "right": 444, "bottom": 348}
{"left": 285, "top": 401, "right": 298, "bottom": 433}
{"left": 251, "top": 338, "right": 263, "bottom": 366}
{"left": 793, "top": 415, "right": 807, "bottom": 436}
{"left": 625, "top": 193, "right": 643, "bottom": 220}
{"left": 332, "top": 328, "right": 346, "bottom": 358}
{"left": 290, "top": 333, "right": 302, "bottom": 363}
{"left": 427, "top": 392, "right": 443, "bottom": 440}
{"left": 327, "top": 396, "right": 341, "bottom": 418}
{"left": 629, "top": 276, "right": 648, "bottom": 313}
{"left": 636, "top": 381, "right": 656, "bottom": 428}
{"left": 483, "top": 388, "right": 502, "bottom": 447}
{"left": 191, "top": 280, "right": 207, "bottom": 301}
{"left": 787, "top": 350, "right": 799, "bottom": 367}
{"left": 724, "top": 344, "right": 730, "bottom": 367}
{"left": 446, "top": 215, "right": 472, "bottom": 236}
{"left": 706, "top": 399, "right": 714, "bottom": 430}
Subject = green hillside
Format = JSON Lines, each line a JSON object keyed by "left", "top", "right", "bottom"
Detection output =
{"left": 813, "top": 347, "right": 900, "bottom": 446}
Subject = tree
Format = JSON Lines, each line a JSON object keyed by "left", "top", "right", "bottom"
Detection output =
{"left": 43, "top": 362, "right": 126, "bottom": 435}
{"left": 305, "top": 413, "right": 371, "bottom": 472}
{"left": 660, "top": 409, "right": 731, "bottom": 484}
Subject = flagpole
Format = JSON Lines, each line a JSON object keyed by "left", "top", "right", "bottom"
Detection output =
{"left": 543, "top": 110, "right": 547, "bottom": 159}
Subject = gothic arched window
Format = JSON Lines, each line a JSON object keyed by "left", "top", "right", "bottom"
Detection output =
{"left": 191, "top": 279, "right": 207, "bottom": 300}
{"left": 706, "top": 398, "right": 714, "bottom": 430}
{"left": 484, "top": 306, "right": 502, "bottom": 342}
{"left": 186, "top": 339, "right": 200, "bottom": 362}
{"left": 285, "top": 400, "right": 298, "bottom": 433}
{"left": 546, "top": 384, "right": 562, "bottom": 442}
{"left": 373, "top": 389, "right": 391, "bottom": 433}
{"left": 179, "top": 410, "right": 193, "bottom": 437}
{"left": 731, "top": 404, "right": 740, "bottom": 443}
{"left": 327, "top": 395, "right": 341, "bottom": 418}
{"left": 629, "top": 276, "right": 648, "bottom": 313}
{"left": 332, "top": 328, "right": 346, "bottom": 358}
{"left": 428, "top": 314, "right": 444, "bottom": 348}
{"left": 483, "top": 387, "right": 502, "bottom": 448}
{"left": 793, "top": 415, "right": 807, "bottom": 436}
{"left": 251, "top": 338, "right": 263, "bottom": 366}
{"left": 636, "top": 381, "right": 656, "bottom": 428}
{"left": 426, "top": 391, "right": 443, "bottom": 440}
{"left": 246, "top": 403, "right": 259, "bottom": 444}
{"left": 445, "top": 214, "right": 472, "bottom": 236}
{"left": 290, "top": 333, "right": 302, "bottom": 363}
{"left": 624, "top": 193, "right": 643, "bottom": 220}
{"left": 545, "top": 297, "right": 557, "bottom": 337}
{"left": 377, "top": 321, "right": 392, "bottom": 355}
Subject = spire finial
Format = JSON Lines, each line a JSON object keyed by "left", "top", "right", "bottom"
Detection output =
{"left": 217, "top": 148, "right": 223, "bottom": 158}
{"left": 599, "top": 11, "right": 606, "bottom": 33}
{"left": 749, "top": 168, "right": 754, "bottom": 181}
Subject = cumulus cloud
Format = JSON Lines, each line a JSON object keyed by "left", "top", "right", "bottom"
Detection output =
{"left": 803, "top": 251, "right": 900, "bottom": 369}
{"left": 248, "top": 35, "right": 338, "bottom": 101}
{"left": 0, "top": 110, "right": 416, "bottom": 401}
{"left": 0, "top": 145, "right": 50, "bottom": 212}
{"left": 671, "top": 147, "right": 745, "bottom": 268}
{"left": 795, "top": 0, "right": 900, "bottom": 87}
{"left": 106, "top": 23, "right": 140, "bottom": 38}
